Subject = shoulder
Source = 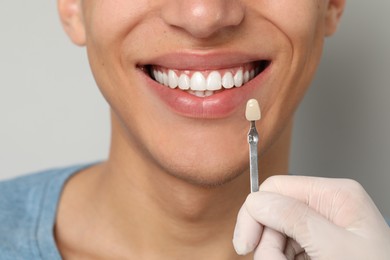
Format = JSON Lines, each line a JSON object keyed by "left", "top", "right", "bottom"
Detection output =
{"left": 0, "top": 164, "right": 91, "bottom": 259}
{"left": 0, "top": 165, "right": 79, "bottom": 216}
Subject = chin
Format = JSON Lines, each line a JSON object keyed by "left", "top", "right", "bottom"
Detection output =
{"left": 156, "top": 155, "right": 249, "bottom": 189}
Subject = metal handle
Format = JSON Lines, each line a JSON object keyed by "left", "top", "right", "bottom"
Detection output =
{"left": 248, "top": 121, "right": 259, "bottom": 193}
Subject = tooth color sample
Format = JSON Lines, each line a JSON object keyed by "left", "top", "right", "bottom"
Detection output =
{"left": 245, "top": 99, "right": 261, "bottom": 121}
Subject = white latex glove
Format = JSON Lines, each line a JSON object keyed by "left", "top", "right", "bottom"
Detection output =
{"left": 233, "top": 176, "right": 390, "bottom": 260}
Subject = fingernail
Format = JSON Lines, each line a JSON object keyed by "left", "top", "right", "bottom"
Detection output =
{"left": 232, "top": 227, "right": 251, "bottom": 255}
{"left": 233, "top": 239, "right": 251, "bottom": 255}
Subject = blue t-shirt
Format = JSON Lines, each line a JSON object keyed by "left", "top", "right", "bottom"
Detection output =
{"left": 0, "top": 164, "right": 90, "bottom": 260}
{"left": 0, "top": 164, "right": 389, "bottom": 259}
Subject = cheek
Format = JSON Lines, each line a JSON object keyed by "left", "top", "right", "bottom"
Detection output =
{"left": 253, "top": 2, "right": 327, "bottom": 149}
{"left": 83, "top": 0, "right": 152, "bottom": 50}
{"left": 261, "top": 1, "right": 326, "bottom": 46}
{"left": 82, "top": 0, "right": 155, "bottom": 114}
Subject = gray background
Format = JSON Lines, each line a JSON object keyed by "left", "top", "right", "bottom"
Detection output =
{"left": 0, "top": 2, "right": 389, "bottom": 217}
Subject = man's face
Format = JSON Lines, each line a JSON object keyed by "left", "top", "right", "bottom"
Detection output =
{"left": 59, "top": 0, "right": 344, "bottom": 186}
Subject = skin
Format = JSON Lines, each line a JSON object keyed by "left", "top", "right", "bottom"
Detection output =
{"left": 56, "top": 0, "right": 345, "bottom": 259}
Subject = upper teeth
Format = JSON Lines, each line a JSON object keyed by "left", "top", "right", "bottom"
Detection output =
{"left": 152, "top": 67, "right": 259, "bottom": 92}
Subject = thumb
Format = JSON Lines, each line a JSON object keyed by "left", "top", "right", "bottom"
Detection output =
{"left": 233, "top": 203, "right": 263, "bottom": 255}
{"left": 245, "top": 191, "right": 354, "bottom": 258}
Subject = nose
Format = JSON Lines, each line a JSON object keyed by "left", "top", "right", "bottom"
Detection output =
{"left": 160, "top": 0, "right": 245, "bottom": 39}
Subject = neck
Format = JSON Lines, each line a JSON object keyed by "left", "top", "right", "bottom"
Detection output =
{"left": 68, "top": 114, "right": 292, "bottom": 259}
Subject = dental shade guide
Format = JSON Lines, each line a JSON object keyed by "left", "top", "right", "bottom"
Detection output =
{"left": 245, "top": 99, "right": 261, "bottom": 193}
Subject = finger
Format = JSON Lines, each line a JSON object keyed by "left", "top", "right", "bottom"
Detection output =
{"left": 258, "top": 175, "right": 382, "bottom": 227}
{"left": 245, "top": 191, "right": 344, "bottom": 253}
{"left": 295, "top": 252, "right": 310, "bottom": 260}
{"left": 259, "top": 175, "right": 341, "bottom": 212}
{"left": 233, "top": 203, "right": 263, "bottom": 255}
{"left": 254, "top": 227, "right": 287, "bottom": 260}
{"left": 284, "top": 238, "right": 304, "bottom": 260}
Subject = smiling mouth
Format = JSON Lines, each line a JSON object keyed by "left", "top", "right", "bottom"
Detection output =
{"left": 142, "top": 60, "right": 270, "bottom": 97}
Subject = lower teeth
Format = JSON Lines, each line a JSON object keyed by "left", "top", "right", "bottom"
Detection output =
{"left": 188, "top": 90, "right": 215, "bottom": 97}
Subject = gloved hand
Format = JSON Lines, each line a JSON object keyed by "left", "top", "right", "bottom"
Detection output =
{"left": 233, "top": 176, "right": 390, "bottom": 260}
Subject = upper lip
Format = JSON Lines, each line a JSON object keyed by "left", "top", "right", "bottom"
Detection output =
{"left": 138, "top": 50, "right": 272, "bottom": 71}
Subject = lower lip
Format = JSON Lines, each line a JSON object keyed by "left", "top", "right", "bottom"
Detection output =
{"left": 140, "top": 65, "right": 271, "bottom": 119}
